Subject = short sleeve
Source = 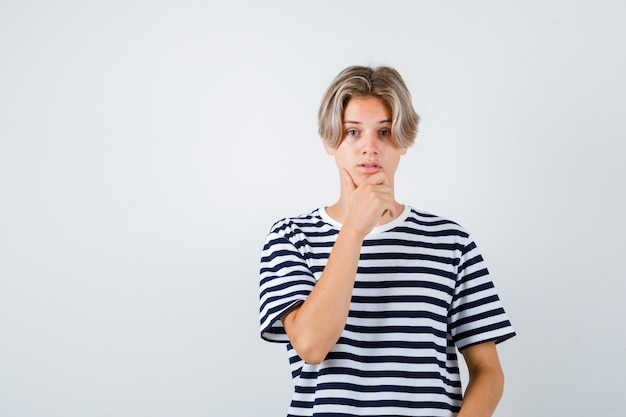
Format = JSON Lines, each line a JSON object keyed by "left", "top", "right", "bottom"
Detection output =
{"left": 259, "top": 227, "right": 317, "bottom": 343}
{"left": 448, "top": 236, "right": 516, "bottom": 351}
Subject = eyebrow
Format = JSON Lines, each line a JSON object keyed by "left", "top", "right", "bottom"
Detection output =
{"left": 343, "top": 119, "right": 392, "bottom": 124}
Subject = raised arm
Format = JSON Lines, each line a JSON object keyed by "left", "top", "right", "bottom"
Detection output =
{"left": 281, "top": 170, "right": 398, "bottom": 364}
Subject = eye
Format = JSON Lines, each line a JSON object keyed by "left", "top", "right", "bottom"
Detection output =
{"left": 379, "top": 129, "right": 392, "bottom": 137}
{"left": 346, "top": 129, "right": 359, "bottom": 137}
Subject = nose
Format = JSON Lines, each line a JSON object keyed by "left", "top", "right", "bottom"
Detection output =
{"left": 360, "top": 131, "right": 379, "bottom": 155}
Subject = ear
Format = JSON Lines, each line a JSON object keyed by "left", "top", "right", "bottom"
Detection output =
{"left": 323, "top": 140, "right": 336, "bottom": 155}
{"left": 399, "top": 147, "right": 408, "bottom": 156}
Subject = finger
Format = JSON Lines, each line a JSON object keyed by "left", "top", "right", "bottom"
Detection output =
{"left": 363, "top": 171, "right": 389, "bottom": 186}
{"left": 380, "top": 197, "right": 396, "bottom": 218}
{"left": 342, "top": 169, "right": 357, "bottom": 192}
{"left": 372, "top": 188, "right": 397, "bottom": 217}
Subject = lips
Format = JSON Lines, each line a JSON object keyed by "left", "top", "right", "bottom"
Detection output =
{"left": 359, "top": 161, "right": 381, "bottom": 173}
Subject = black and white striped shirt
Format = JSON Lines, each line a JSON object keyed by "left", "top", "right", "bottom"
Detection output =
{"left": 259, "top": 206, "right": 515, "bottom": 416}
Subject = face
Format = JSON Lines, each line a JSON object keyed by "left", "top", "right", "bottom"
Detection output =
{"left": 324, "top": 96, "right": 407, "bottom": 187}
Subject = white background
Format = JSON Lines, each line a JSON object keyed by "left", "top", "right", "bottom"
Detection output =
{"left": 1, "top": 1, "right": 624, "bottom": 416}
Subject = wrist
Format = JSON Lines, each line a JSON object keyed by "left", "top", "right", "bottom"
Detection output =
{"left": 339, "top": 222, "right": 369, "bottom": 242}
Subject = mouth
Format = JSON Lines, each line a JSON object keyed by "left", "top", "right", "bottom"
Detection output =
{"left": 359, "top": 161, "right": 381, "bottom": 173}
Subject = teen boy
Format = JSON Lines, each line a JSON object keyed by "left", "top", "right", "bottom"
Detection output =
{"left": 259, "top": 65, "right": 515, "bottom": 417}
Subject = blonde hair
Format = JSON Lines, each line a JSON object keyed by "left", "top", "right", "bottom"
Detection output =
{"left": 318, "top": 65, "right": 420, "bottom": 148}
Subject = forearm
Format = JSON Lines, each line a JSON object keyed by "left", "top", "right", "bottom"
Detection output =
{"left": 282, "top": 227, "right": 364, "bottom": 363}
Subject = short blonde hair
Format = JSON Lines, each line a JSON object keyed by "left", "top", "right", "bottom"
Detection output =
{"left": 318, "top": 65, "right": 420, "bottom": 149}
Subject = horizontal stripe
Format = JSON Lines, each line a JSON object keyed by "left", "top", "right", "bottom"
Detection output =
{"left": 259, "top": 206, "right": 515, "bottom": 416}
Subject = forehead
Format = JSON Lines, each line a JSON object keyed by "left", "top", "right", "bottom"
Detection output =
{"left": 343, "top": 96, "right": 391, "bottom": 122}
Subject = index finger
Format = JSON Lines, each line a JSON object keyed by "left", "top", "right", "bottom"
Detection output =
{"left": 343, "top": 169, "right": 357, "bottom": 191}
{"left": 362, "top": 171, "right": 389, "bottom": 186}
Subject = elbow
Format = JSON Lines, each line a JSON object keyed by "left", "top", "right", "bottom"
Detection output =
{"left": 490, "top": 362, "right": 505, "bottom": 390}
{"left": 496, "top": 367, "right": 505, "bottom": 397}
{"left": 281, "top": 308, "right": 337, "bottom": 364}
{"left": 300, "top": 351, "right": 327, "bottom": 365}
{"left": 476, "top": 364, "right": 504, "bottom": 391}
{"left": 291, "top": 337, "right": 332, "bottom": 364}
{"left": 481, "top": 364, "right": 505, "bottom": 401}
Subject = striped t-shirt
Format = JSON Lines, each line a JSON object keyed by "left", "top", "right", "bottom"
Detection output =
{"left": 259, "top": 206, "right": 515, "bottom": 417}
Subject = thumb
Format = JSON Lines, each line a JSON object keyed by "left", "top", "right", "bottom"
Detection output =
{"left": 342, "top": 169, "right": 357, "bottom": 192}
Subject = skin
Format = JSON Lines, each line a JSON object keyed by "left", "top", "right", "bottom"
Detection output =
{"left": 281, "top": 96, "right": 504, "bottom": 416}
{"left": 458, "top": 342, "right": 505, "bottom": 417}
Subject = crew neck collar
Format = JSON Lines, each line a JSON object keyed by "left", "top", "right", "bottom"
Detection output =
{"left": 319, "top": 205, "right": 410, "bottom": 235}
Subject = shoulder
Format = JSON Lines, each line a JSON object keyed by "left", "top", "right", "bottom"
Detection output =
{"left": 262, "top": 209, "right": 338, "bottom": 259}
{"left": 267, "top": 208, "right": 324, "bottom": 236}
{"left": 264, "top": 208, "right": 339, "bottom": 245}
{"left": 403, "top": 206, "right": 471, "bottom": 239}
